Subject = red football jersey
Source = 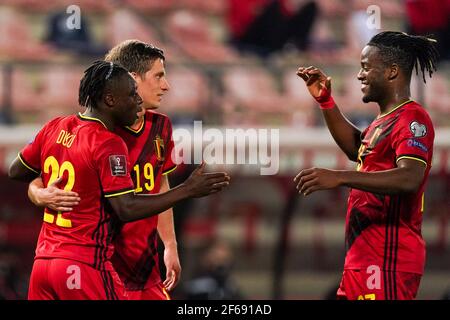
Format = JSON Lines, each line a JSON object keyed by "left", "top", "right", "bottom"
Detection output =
{"left": 112, "top": 110, "right": 176, "bottom": 290}
{"left": 345, "top": 100, "right": 434, "bottom": 274}
{"left": 19, "top": 113, "right": 135, "bottom": 271}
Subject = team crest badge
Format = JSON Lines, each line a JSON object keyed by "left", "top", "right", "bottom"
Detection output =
{"left": 410, "top": 121, "right": 427, "bottom": 137}
{"left": 154, "top": 135, "right": 165, "bottom": 162}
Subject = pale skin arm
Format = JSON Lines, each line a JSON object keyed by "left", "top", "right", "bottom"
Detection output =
{"left": 294, "top": 159, "right": 426, "bottom": 196}
{"left": 157, "top": 175, "right": 181, "bottom": 291}
{"left": 28, "top": 177, "right": 80, "bottom": 211}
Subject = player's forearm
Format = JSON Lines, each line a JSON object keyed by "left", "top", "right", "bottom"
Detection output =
{"left": 338, "top": 167, "right": 423, "bottom": 195}
{"left": 322, "top": 106, "right": 361, "bottom": 161}
{"left": 111, "top": 184, "right": 190, "bottom": 222}
{"left": 158, "top": 210, "right": 177, "bottom": 248}
{"left": 157, "top": 176, "right": 177, "bottom": 248}
{"left": 28, "top": 178, "right": 45, "bottom": 206}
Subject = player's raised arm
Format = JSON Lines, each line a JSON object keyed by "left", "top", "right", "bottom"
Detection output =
{"left": 297, "top": 66, "right": 361, "bottom": 161}
{"left": 107, "top": 163, "right": 230, "bottom": 222}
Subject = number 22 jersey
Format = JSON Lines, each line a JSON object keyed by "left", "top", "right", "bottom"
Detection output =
{"left": 19, "top": 113, "right": 135, "bottom": 271}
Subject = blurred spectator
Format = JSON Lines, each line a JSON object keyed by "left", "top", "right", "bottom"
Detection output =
{"left": 405, "top": 0, "right": 450, "bottom": 61}
{"left": 45, "top": 7, "right": 107, "bottom": 57}
{"left": 0, "top": 254, "right": 21, "bottom": 300}
{"left": 182, "top": 240, "right": 243, "bottom": 300}
{"left": 227, "top": 0, "right": 318, "bottom": 57}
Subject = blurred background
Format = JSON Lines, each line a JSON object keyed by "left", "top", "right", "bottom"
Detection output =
{"left": 0, "top": 0, "right": 448, "bottom": 300}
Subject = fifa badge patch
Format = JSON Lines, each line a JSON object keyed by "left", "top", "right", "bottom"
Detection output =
{"left": 109, "top": 155, "right": 127, "bottom": 176}
{"left": 154, "top": 135, "right": 165, "bottom": 162}
{"left": 409, "top": 121, "right": 427, "bottom": 137}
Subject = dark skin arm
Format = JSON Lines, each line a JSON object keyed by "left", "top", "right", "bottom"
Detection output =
{"left": 8, "top": 156, "right": 39, "bottom": 182}
{"left": 108, "top": 163, "right": 229, "bottom": 222}
{"left": 294, "top": 159, "right": 426, "bottom": 196}
{"left": 12, "top": 157, "right": 230, "bottom": 223}
{"left": 297, "top": 66, "right": 362, "bottom": 161}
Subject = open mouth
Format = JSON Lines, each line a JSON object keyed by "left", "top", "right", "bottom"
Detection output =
{"left": 361, "top": 83, "right": 368, "bottom": 92}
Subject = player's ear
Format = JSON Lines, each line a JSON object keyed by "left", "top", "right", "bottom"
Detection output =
{"left": 104, "top": 92, "right": 115, "bottom": 107}
{"left": 387, "top": 63, "right": 399, "bottom": 81}
{"left": 130, "top": 72, "right": 140, "bottom": 83}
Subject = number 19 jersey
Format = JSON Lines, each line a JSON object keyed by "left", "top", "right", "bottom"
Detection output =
{"left": 19, "top": 113, "right": 135, "bottom": 271}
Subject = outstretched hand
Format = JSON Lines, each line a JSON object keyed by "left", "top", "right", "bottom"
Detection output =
{"left": 294, "top": 167, "right": 342, "bottom": 196}
{"left": 184, "top": 162, "right": 230, "bottom": 198}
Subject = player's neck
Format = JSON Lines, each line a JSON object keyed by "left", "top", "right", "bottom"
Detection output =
{"left": 378, "top": 88, "right": 410, "bottom": 115}
{"left": 82, "top": 109, "right": 115, "bottom": 131}
{"left": 130, "top": 115, "right": 144, "bottom": 130}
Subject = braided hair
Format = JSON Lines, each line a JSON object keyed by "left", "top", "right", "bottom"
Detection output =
{"left": 79, "top": 60, "right": 129, "bottom": 109}
{"left": 367, "top": 31, "right": 439, "bottom": 83}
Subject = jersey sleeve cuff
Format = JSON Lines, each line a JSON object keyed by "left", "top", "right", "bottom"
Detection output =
{"left": 18, "top": 153, "right": 40, "bottom": 174}
{"left": 104, "top": 188, "right": 135, "bottom": 198}
{"left": 162, "top": 165, "right": 177, "bottom": 175}
{"left": 396, "top": 155, "right": 427, "bottom": 167}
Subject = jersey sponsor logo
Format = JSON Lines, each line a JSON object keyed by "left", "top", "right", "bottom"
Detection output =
{"left": 409, "top": 121, "right": 427, "bottom": 137}
{"left": 109, "top": 155, "right": 127, "bottom": 176}
{"left": 407, "top": 139, "right": 428, "bottom": 152}
{"left": 154, "top": 135, "right": 165, "bottom": 162}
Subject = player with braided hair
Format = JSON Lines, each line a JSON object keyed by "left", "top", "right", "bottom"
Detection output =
{"left": 8, "top": 60, "right": 230, "bottom": 299}
{"left": 294, "top": 31, "right": 438, "bottom": 299}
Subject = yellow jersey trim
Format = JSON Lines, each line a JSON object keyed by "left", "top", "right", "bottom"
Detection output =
{"left": 377, "top": 100, "right": 413, "bottom": 119}
{"left": 162, "top": 165, "right": 177, "bottom": 175}
{"left": 396, "top": 156, "right": 427, "bottom": 167}
{"left": 18, "top": 153, "right": 39, "bottom": 174}
{"left": 104, "top": 189, "right": 135, "bottom": 198}
{"left": 124, "top": 116, "right": 145, "bottom": 134}
{"left": 78, "top": 112, "right": 107, "bottom": 129}
{"left": 162, "top": 287, "right": 171, "bottom": 300}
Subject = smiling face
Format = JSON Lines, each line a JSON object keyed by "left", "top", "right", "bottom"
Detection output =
{"left": 357, "top": 45, "right": 391, "bottom": 104}
{"left": 133, "top": 58, "right": 170, "bottom": 115}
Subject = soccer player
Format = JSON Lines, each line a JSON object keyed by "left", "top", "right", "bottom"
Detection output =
{"left": 28, "top": 41, "right": 183, "bottom": 300}
{"left": 8, "top": 61, "right": 230, "bottom": 300}
{"left": 294, "top": 31, "right": 438, "bottom": 300}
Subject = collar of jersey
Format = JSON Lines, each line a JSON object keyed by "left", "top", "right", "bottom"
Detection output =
{"left": 78, "top": 112, "right": 107, "bottom": 129}
{"left": 377, "top": 99, "right": 413, "bottom": 119}
{"left": 124, "top": 113, "right": 146, "bottom": 135}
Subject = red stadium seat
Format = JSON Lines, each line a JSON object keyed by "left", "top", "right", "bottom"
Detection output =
{"left": 165, "top": 10, "right": 238, "bottom": 63}
{"left": 0, "top": 7, "right": 53, "bottom": 60}
{"left": 163, "top": 67, "right": 209, "bottom": 115}
{"left": 106, "top": 8, "right": 183, "bottom": 62}
{"left": 39, "top": 65, "right": 82, "bottom": 120}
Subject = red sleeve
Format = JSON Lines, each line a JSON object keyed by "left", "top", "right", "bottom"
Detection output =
{"left": 162, "top": 119, "right": 177, "bottom": 175}
{"left": 390, "top": 108, "right": 434, "bottom": 166}
{"left": 94, "top": 136, "right": 135, "bottom": 197}
{"left": 19, "top": 119, "right": 59, "bottom": 174}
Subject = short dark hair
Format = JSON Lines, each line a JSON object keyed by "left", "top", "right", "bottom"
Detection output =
{"left": 78, "top": 60, "right": 129, "bottom": 109}
{"left": 105, "top": 40, "right": 165, "bottom": 76}
{"left": 367, "top": 31, "right": 439, "bottom": 83}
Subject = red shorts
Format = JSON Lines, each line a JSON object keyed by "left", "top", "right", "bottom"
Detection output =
{"left": 28, "top": 258, "right": 128, "bottom": 300}
{"left": 336, "top": 268, "right": 422, "bottom": 300}
{"left": 127, "top": 282, "right": 171, "bottom": 300}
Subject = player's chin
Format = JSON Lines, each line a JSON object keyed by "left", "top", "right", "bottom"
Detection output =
{"left": 361, "top": 94, "right": 373, "bottom": 103}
